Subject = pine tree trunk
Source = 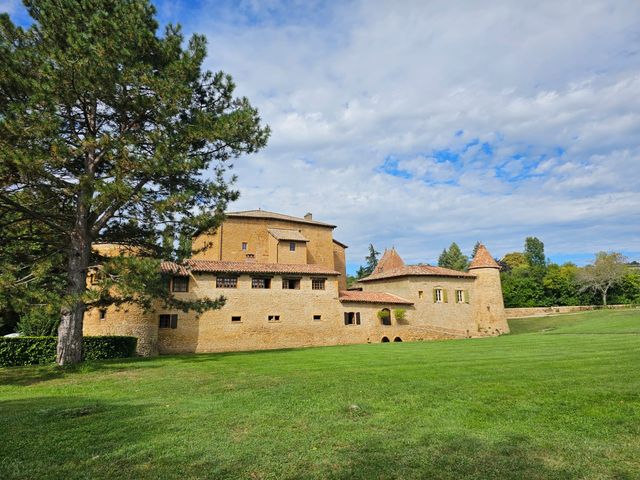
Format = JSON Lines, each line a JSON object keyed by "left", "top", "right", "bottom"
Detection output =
{"left": 56, "top": 232, "right": 90, "bottom": 365}
{"left": 56, "top": 199, "right": 91, "bottom": 365}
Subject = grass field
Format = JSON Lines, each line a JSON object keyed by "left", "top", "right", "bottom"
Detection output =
{"left": 1, "top": 309, "right": 639, "bottom": 479}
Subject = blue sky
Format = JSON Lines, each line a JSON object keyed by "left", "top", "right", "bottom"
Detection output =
{"left": 3, "top": 0, "right": 639, "bottom": 274}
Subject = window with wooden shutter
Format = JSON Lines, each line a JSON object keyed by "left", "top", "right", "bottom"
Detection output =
{"left": 356, "top": 312, "right": 361, "bottom": 325}
{"left": 464, "top": 290, "right": 470, "bottom": 303}
{"left": 344, "top": 312, "right": 349, "bottom": 325}
{"left": 433, "top": 288, "right": 444, "bottom": 303}
{"left": 170, "top": 314, "right": 178, "bottom": 329}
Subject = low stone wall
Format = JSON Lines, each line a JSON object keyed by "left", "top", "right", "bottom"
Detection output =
{"left": 505, "top": 304, "right": 637, "bottom": 318}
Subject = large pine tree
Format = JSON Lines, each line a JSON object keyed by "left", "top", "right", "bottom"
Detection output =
{"left": 0, "top": 0, "right": 269, "bottom": 364}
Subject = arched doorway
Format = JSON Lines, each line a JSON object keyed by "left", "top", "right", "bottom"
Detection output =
{"left": 378, "top": 308, "right": 391, "bottom": 326}
{"left": 393, "top": 337, "right": 402, "bottom": 342}
{"left": 381, "top": 336, "right": 390, "bottom": 343}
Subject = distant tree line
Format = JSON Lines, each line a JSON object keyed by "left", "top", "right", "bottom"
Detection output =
{"left": 499, "top": 237, "right": 639, "bottom": 308}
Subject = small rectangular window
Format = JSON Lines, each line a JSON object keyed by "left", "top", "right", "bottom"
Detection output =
{"left": 99, "top": 309, "right": 107, "bottom": 320}
{"left": 344, "top": 312, "right": 359, "bottom": 325}
{"left": 268, "top": 315, "right": 280, "bottom": 322}
{"left": 217, "top": 276, "right": 237, "bottom": 288}
{"left": 159, "top": 314, "right": 178, "bottom": 329}
{"left": 456, "top": 289, "right": 464, "bottom": 303}
{"left": 231, "top": 316, "right": 241, "bottom": 322}
{"left": 252, "top": 277, "right": 271, "bottom": 289}
{"left": 242, "top": 242, "right": 248, "bottom": 251}
{"left": 282, "top": 278, "right": 300, "bottom": 289}
{"left": 418, "top": 290, "right": 424, "bottom": 299}
{"left": 289, "top": 242, "right": 296, "bottom": 251}
{"left": 172, "top": 276, "right": 189, "bottom": 292}
{"left": 311, "top": 278, "right": 326, "bottom": 290}
{"left": 313, "top": 315, "right": 321, "bottom": 321}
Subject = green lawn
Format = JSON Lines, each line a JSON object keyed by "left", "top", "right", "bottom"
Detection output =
{"left": 1, "top": 310, "right": 639, "bottom": 479}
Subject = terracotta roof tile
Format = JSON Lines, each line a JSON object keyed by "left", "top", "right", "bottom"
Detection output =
{"left": 267, "top": 228, "right": 309, "bottom": 242}
{"left": 372, "top": 248, "right": 405, "bottom": 274}
{"left": 468, "top": 244, "right": 500, "bottom": 270}
{"left": 227, "top": 209, "right": 336, "bottom": 228}
{"left": 339, "top": 291, "right": 413, "bottom": 305}
{"left": 359, "top": 264, "right": 475, "bottom": 282}
{"left": 160, "top": 261, "right": 190, "bottom": 276}
{"left": 184, "top": 259, "right": 340, "bottom": 276}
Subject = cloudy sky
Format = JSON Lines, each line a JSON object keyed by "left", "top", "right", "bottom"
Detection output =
{"left": 5, "top": 0, "right": 640, "bottom": 273}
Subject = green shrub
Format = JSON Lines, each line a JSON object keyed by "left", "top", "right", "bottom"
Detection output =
{"left": 83, "top": 336, "right": 137, "bottom": 361}
{"left": 16, "top": 306, "right": 60, "bottom": 336}
{"left": 0, "top": 336, "right": 57, "bottom": 367}
{"left": 393, "top": 309, "right": 407, "bottom": 322}
{"left": 0, "top": 336, "right": 137, "bottom": 367}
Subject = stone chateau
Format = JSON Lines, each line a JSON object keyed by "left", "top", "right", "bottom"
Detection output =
{"left": 84, "top": 210, "right": 510, "bottom": 355}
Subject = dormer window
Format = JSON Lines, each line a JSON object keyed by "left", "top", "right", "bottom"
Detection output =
{"left": 289, "top": 242, "right": 296, "bottom": 251}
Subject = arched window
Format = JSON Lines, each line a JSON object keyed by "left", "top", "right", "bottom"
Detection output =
{"left": 381, "top": 336, "right": 390, "bottom": 343}
{"left": 393, "top": 337, "right": 402, "bottom": 342}
{"left": 378, "top": 308, "right": 391, "bottom": 326}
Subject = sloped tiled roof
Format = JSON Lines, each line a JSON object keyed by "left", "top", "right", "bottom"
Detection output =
{"left": 227, "top": 209, "right": 336, "bottom": 228}
{"left": 333, "top": 239, "right": 348, "bottom": 249}
{"left": 339, "top": 291, "right": 413, "bottom": 305}
{"left": 468, "top": 244, "right": 500, "bottom": 270}
{"left": 267, "top": 228, "right": 309, "bottom": 242}
{"left": 372, "top": 247, "right": 405, "bottom": 274}
{"left": 160, "top": 261, "right": 190, "bottom": 276}
{"left": 359, "top": 264, "right": 475, "bottom": 282}
{"left": 184, "top": 259, "right": 340, "bottom": 276}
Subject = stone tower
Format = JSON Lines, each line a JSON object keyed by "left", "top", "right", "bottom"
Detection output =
{"left": 468, "top": 244, "right": 510, "bottom": 335}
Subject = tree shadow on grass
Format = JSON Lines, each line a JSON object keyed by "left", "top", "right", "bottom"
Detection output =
{"left": 0, "top": 396, "right": 238, "bottom": 480}
{"left": 0, "top": 357, "right": 167, "bottom": 387}
{"left": 324, "top": 432, "right": 581, "bottom": 480}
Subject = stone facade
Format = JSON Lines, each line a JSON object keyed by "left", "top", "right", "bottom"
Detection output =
{"left": 84, "top": 210, "right": 509, "bottom": 356}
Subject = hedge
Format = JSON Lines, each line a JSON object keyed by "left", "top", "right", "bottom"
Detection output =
{"left": 0, "top": 336, "right": 137, "bottom": 367}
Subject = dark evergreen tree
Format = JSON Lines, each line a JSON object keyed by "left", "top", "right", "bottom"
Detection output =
{"left": 0, "top": 0, "right": 269, "bottom": 364}
{"left": 438, "top": 242, "right": 468, "bottom": 271}
{"left": 471, "top": 241, "right": 482, "bottom": 260}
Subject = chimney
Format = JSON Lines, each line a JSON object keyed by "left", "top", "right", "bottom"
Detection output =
{"left": 304, "top": 212, "right": 313, "bottom": 220}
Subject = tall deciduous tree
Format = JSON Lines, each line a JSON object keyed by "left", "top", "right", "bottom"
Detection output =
{"left": 524, "top": 237, "right": 546, "bottom": 268}
{"left": 438, "top": 242, "right": 468, "bottom": 271}
{"left": 0, "top": 0, "right": 269, "bottom": 365}
{"left": 577, "top": 252, "right": 627, "bottom": 306}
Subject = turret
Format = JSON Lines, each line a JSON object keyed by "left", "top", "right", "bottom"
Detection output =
{"left": 372, "top": 247, "right": 405, "bottom": 275}
{"left": 468, "top": 244, "right": 509, "bottom": 335}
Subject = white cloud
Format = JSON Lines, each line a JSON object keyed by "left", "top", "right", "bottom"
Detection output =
{"left": 11, "top": 0, "right": 640, "bottom": 266}
{"left": 180, "top": 0, "right": 640, "bottom": 267}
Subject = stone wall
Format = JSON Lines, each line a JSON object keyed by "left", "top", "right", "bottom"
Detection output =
{"left": 191, "top": 217, "right": 337, "bottom": 270}
{"left": 505, "top": 304, "right": 637, "bottom": 318}
{"left": 360, "top": 276, "right": 478, "bottom": 336}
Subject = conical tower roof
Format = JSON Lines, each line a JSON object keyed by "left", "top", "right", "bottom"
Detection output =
{"left": 372, "top": 247, "right": 405, "bottom": 274}
{"left": 468, "top": 244, "right": 500, "bottom": 270}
